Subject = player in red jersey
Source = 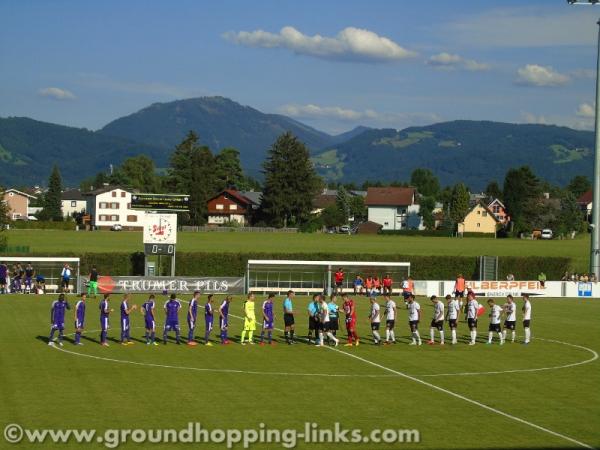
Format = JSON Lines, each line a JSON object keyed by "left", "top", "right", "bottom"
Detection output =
{"left": 334, "top": 268, "right": 345, "bottom": 294}
{"left": 342, "top": 293, "right": 359, "bottom": 346}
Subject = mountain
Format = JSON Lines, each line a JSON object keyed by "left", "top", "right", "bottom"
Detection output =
{"left": 0, "top": 99, "right": 594, "bottom": 190}
{"left": 312, "top": 120, "right": 594, "bottom": 190}
{"left": 99, "top": 96, "right": 333, "bottom": 175}
{"left": 0, "top": 117, "right": 166, "bottom": 187}
{"left": 329, "top": 126, "right": 372, "bottom": 146}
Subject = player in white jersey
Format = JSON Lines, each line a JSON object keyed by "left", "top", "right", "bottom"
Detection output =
{"left": 428, "top": 295, "right": 445, "bottom": 345}
{"left": 486, "top": 299, "right": 505, "bottom": 345}
{"left": 445, "top": 294, "right": 460, "bottom": 344}
{"left": 406, "top": 295, "right": 422, "bottom": 346}
{"left": 383, "top": 295, "right": 396, "bottom": 344}
{"left": 522, "top": 294, "right": 532, "bottom": 344}
{"left": 502, "top": 295, "right": 517, "bottom": 343}
{"left": 369, "top": 296, "right": 382, "bottom": 345}
{"left": 317, "top": 296, "right": 339, "bottom": 347}
{"left": 466, "top": 292, "right": 480, "bottom": 345}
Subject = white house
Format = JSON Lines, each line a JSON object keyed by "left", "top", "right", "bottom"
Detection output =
{"left": 61, "top": 189, "right": 87, "bottom": 218}
{"left": 365, "top": 187, "right": 421, "bottom": 231}
{"left": 84, "top": 186, "right": 144, "bottom": 230}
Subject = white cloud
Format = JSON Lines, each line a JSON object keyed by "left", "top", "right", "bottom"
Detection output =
{"left": 279, "top": 104, "right": 377, "bottom": 121}
{"left": 515, "top": 64, "right": 570, "bottom": 87}
{"left": 37, "top": 87, "right": 76, "bottom": 101}
{"left": 521, "top": 112, "right": 549, "bottom": 125}
{"left": 445, "top": 7, "right": 596, "bottom": 48}
{"left": 279, "top": 103, "right": 440, "bottom": 129}
{"left": 576, "top": 102, "right": 595, "bottom": 118}
{"left": 427, "top": 52, "right": 489, "bottom": 71}
{"left": 223, "top": 26, "right": 417, "bottom": 62}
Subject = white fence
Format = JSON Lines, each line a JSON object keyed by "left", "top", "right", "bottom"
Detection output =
{"left": 413, "top": 280, "right": 598, "bottom": 299}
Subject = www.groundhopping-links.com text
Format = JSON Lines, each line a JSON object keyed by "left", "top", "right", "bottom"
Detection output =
{"left": 4, "top": 422, "right": 420, "bottom": 448}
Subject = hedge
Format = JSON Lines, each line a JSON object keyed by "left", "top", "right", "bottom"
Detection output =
{"left": 6, "top": 251, "right": 570, "bottom": 281}
{"left": 9, "top": 221, "right": 76, "bottom": 230}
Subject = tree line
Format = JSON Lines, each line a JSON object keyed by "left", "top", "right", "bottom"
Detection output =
{"left": 4, "top": 130, "right": 591, "bottom": 236}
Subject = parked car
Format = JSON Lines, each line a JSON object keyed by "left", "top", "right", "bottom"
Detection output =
{"left": 540, "top": 229, "right": 553, "bottom": 240}
{"left": 339, "top": 225, "right": 351, "bottom": 234}
{"left": 110, "top": 224, "right": 123, "bottom": 231}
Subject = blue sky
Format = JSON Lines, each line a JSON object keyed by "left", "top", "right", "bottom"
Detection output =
{"left": 0, "top": 0, "right": 598, "bottom": 134}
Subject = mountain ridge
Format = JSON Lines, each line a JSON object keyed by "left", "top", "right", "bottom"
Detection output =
{"left": 0, "top": 97, "right": 594, "bottom": 189}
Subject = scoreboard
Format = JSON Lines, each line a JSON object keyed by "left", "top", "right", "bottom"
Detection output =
{"left": 131, "top": 194, "right": 189, "bottom": 211}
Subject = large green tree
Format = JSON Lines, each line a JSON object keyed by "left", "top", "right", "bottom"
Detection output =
{"left": 349, "top": 195, "right": 367, "bottom": 222}
{"left": 410, "top": 168, "right": 440, "bottom": 198}
{"left": 335, "top": 186, "right": 350, "bottom": 223}
{"left": 259, "top": 132, "right": 322, "bottom": 227}
{"left": 503, "top": 166, "right": 541, "bottom": 233}
{"left": 167, "top": 131, "right": 217, "bottom": 225}
{"left": 117, "top": 155, "right": 162, "bottom": 192}
{"left": 449, "top": 182, "right": 470, "bottom": 226}
{"left": 39, "top": 165, "right": 63, "bottom": 221}
{"left": 557, "top": 192, "right": 584, "bottom": 236}
{"left": 419, "top": 195, "right": 436, "bottom": 230}
{"left": 214, "top": 148, "right": 246, "bottom": 191}
{"left": 567, "top": 175, "right": 591, "bottom": 199}
{"left": 485, "top": 181, "right": 502, "bottom": 200}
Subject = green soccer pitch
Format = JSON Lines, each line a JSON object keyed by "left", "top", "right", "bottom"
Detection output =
{"left": 1, "top": 293, "right": 599, "bottom": 450}
{"left": 4, "top": 229, "right": 591, "bottom": 272}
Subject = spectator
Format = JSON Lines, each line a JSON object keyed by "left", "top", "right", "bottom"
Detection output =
{"left": 61, "top": 263, "right": 72, "bottom": 293}
{"left": 590, "top": 273, "right": 597, "bottom": 283}
{"left": 506, "top": 273, "right": 515, "bottom": 281}
{"left": 561, "top": 272, "right": 570, "bottom": 281}
{"left": 537, "top": 272, "right": 546, "bottom": 288}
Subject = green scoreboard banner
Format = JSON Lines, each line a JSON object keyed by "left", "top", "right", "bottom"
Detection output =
{"left": 131, "top": 194, "right": 190, "bottom": 211}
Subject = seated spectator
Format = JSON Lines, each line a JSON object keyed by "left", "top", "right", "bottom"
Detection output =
{"left": 506, "top": 273, "right": 515, "bottom": 281}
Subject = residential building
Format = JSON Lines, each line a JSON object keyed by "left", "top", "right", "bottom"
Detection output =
{"left": 365, "top": 187, "right": 421, "bottom": 231}
{"left": 2, "top": 188, "right": 36, "bottom": 220}
{"left": 61, "top": 189, "right": 87, "bottom": 218}
{"left": 577, "top": 190, "right": 592, "bottom": 220}
{"left": 207, "top": 189, "right": 258, "bottom": 226}
{"left": 487, "top": 198, "right": 510, "bottom": 225}
{"left": 457, "top": 203, "right": 500, "bottom": 235}
{"left": 84, "top": 186, "right": 144, "bottom": 230}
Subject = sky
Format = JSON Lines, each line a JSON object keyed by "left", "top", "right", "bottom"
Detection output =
{"left": 0, "top": 0, "right": 599, "bottom": 135}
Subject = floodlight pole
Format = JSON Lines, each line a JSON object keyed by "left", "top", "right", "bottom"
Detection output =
{"left": 591, "top": 18, "right": 600, "bottom": 276}
{"left": 568, "top": 1, "right": 600, "bottom": 276}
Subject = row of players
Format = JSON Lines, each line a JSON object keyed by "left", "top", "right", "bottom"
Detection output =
{"left": 47, "top": 290, "right": 533, "bottom": 347}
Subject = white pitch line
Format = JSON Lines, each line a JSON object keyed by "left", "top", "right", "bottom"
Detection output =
{"left": 222, "top": 307, "right": 597, "bottom": 449}
{"left": 49, "top": 301, "right": 597, "bottom": 449}
{"left": 417, "top": 337, "right": 598, "bottom": 377}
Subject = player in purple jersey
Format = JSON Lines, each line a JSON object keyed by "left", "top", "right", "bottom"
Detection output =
{"left": 219, "top": 295, "right": 232, "bottom": 345}
{"left": 0, "top": 262, "right": 7, "bottom": 294}
{"left": 259, "top": 293, "right": 276, "bottom": 346}
{"left": 24, "top": 263, "right": 35, "bottom": 294}
{"left": 120, "top": 293, "right": 137, "bottom": 345}
{"left": 48, "top": 294, "right": 70, "bottom": 346}
{"left": 73, "top": 293, "right": 86, "bottom": 345}
{"left": 187, "top": 291, "right": 200, "bottom": 346}
{"left": 163, "top": 293, "right": 182, "bottom": 345}
{"left": 99, "top": 293, "right": 113, "bottom": 347}
{"left": 141, "top": 294, "right": 158, "bottom": 345}
{"left": 204, "top": 294, "right": 214, "bottom": 346}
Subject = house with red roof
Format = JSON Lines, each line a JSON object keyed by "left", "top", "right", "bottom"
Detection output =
{"left": 207, "top": 189, "right": 259, "bottom": 226}
{"left": 577, "top": 190, "right": 592, "bottom": 220}
{"left": 365, "top": 187, "right": 421, "bottom": 230}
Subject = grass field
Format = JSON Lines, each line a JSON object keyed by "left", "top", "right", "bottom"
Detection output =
{"left": 5, "top": 230, "right": 591, "bottom": 272}
{"left": 1, "top": 293, "right": 598, "bottom": 449}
